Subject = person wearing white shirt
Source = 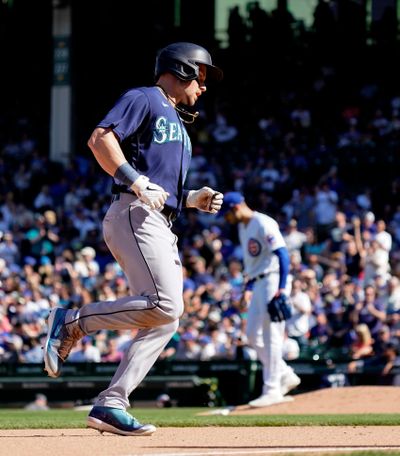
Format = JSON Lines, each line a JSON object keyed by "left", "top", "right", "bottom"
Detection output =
{"left": 375, "top": 220, "right": 392, "bottom": 252}
{"left": 286, "top": 279, "right": 312, "bottom": 346}
{"left": 283, "top": 219, "right": 307, "bottom": 258}
{"left": 68, "top": 336, "right": 101, "bottom": 362}
{"left": 363, "top": 239, "right": 391, "bottom": 285}
{"left": 313, "top": 183, "right": 338, "bottom": 241}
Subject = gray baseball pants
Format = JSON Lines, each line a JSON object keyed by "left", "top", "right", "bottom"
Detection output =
{"left": 67, "top": 193, "right": 183, "bottom": 409}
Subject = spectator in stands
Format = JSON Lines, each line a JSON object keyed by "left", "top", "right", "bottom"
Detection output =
{"left": 309, "top": 311, "right": 330, "bottom": 346}
{"left": 282, "top": 330, "right": 300, "bottom": 361}
{"left": 0, "top": 232, "right": 19, "bottom": 266}
{"left": 363, "top": 240, "right": 391, "bottom": 286}
{"left": 350, "top": 284, "right": 387, "bottom": 339}
{"left": 386, "top": 276, "right": 400, "bottom": 314}
{"left": 306, "top": 254, "right": 325, "bottom": 283}
{"left": 68, "top": 336, "right": 101, "bottom": 363}
{"left": 0, "top": 334, "right": 23, "bottom": 363}
{"left": 329, "top": 211, "right": 352, "bottom": 253}
{"left": 349, "top": 323, "right": 374, "bottom": 360}
{"left": 344, "top": 219, "right": 365, "bottom": 279}
{"left": 101, "top": 338, "right": 123, "bottom": 363}
{"left": 33, "top": 185, "right": 54, "bottom": 211}
{"left": 313, "top": 183, "right": 338, "bottom": 241}
{"left": 286, "top": 278, "right": 312, "bottom": 347}
{"left": 198, "top": 334, "right": 217, "bottom": 361}
{"left": 348, "top": 326, "right": 398, "bottom": 382}
{"left": 24, "top": 393, "right": 49, "bottom": 411}
{"left": 226, "top": 258, "right": 244, "bottom": 291}
{"left": 302, "top": 226, "right": 329, "bottom": 265}
{"left": 362, "top": 211, "right": 377, "bottom": 236}
{"left": 22, "top": 336, "right": 45, "bottom": 363}
{"left": 175, "top": 332, "right": 201, "bottom": 361}
{"left": 372, "top": 324, "right": 394, "bottom": 359}
{"left": 283, "top": 218, "right": 307, "bottom": 259}
{"left": 375, "top": 219, "right": 392, "bottom": 253}
{"left": 190, "top": 255, "right": 216, "bottom": 292}
{"left": 74, "top": 246, "right": 100, "bottom": 279}
{"left": 23, "top": 214, "right": 57, "bottom": 262}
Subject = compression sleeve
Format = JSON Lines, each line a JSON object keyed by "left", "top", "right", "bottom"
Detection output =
{"left": 273, "top": 247, "right": 290, "bottom": 290}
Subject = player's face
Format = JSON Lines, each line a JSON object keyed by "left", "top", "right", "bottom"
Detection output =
{"left": 224, "top": 208, "right": 239, "bottom": 224}
{"left": 181, "top": 64, "right": 207, "bottom": 106}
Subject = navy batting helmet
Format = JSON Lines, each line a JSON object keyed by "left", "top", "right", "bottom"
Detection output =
{"left": 155, "top": 42, "right": 223, "bottom": 82}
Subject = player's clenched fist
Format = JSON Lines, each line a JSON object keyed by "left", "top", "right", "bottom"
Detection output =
{"left": 131, "top": 175, "right": 169, "bottom": 210}
{"left": 186, "top": 186, "right": 224, "bottom": 214}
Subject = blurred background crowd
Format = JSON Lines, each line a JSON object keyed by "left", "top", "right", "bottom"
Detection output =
{"left": 0, "top": 0, "right": 399, "bottom": 384}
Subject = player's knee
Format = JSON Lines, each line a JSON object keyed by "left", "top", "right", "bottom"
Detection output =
{"left": 169, "top": 319, "right": 179, "bottom": 333}
{"left": 154, "top": 297, "right": 183, "bottom": 322}
{"left": 163, "top": 305, "right": 183, "bottom": 322}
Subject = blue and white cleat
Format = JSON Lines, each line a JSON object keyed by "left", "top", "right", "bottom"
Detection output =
{"left": 43, "top": 307, "right": 84, "bottom": 378}
{"left": 87, "top": 406, "right": 156, "bottom": 436}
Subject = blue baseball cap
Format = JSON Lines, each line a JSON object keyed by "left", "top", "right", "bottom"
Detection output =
{"left": 218, "top": 192, "right": 244, "bottom": 217}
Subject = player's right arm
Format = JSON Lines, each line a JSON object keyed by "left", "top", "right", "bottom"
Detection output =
{"left": 88, "top": 127, "right": 168, "bottom": 210}
{"left": 88, "top": 127, "right": 128, "bottom": 177}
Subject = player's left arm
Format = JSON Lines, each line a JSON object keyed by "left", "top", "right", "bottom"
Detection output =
{"left": 268, "top": 246, "right": 292, "bottom": 322}
{"left": 260, "top": 219, "right": 289, "bottom": 296}
{"left": 272, "top": 246, "right": 290, "bottom": 297}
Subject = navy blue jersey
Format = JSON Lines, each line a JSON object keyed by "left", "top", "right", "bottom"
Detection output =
{"left": 98, "top": 86, "right": 192, "bottom": 211}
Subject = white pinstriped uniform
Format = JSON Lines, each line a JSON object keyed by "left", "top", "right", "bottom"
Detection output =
{"left": 239, "top": 212, "right": 293, "bottom": 396}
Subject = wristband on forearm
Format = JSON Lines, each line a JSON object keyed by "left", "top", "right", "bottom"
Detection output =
{"left": 114, "top": 162, "right": 140, "bottom": 188}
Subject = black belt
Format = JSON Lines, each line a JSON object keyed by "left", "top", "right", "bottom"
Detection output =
{"left": 112, "top": 183, "right": 134, "bottom": 195}
{"left": 161, "top": 205, "right": 178, "bottom": 223}
{"left": 246, "top": 273, "right": 267, "bottom": 287}
{"left": 111, "top": 184, "right": 178, "bottom": 223}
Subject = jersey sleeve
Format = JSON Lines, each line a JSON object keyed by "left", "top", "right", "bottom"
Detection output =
{"left": 260, "top": 217, "right": 286, "bottom": 251}
{"left": 97, "top": 89, "right": 150, "bottom": 142}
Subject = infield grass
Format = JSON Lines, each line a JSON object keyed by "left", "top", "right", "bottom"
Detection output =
{"left": 0, "top": 408, "right": 399, "bottom": 429}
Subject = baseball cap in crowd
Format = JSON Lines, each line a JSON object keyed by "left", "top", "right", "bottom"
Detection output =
{"left": 23, "top": 256, "right": 37, "bottom": 266}
{"left": 364, "top": 211, "right": 375, "bottom": 223}
{"left": 218, "top": 192, "right": 244, "bottom": 217}
{"left": 82, "top": 336, "right": 92, "bottom": 344}
{"left": 81, "top": 246, "right": 96, "bottom": 258}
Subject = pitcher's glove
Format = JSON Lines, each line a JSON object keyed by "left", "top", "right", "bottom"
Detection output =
{"left": 267, "top": 294, "right": 292, "bottom": 322}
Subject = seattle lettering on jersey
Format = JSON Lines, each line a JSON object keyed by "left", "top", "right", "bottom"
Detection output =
{"left": 153, "top": 116, "right": 192, "bottom": 182}
{"left": 153, "top": 116, "right": 191, "bottom": 149}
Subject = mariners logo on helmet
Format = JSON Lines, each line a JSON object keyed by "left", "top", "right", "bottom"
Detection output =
{"left": 155, "top": 42, "right": 223, "bottom": 82}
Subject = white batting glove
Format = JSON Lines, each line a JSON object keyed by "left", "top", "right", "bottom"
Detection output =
{"left": 186, "top": 187, "right": 224, "bottom": 214}
{"left": 131, "top": 175, "right": 169, "bottom": 210}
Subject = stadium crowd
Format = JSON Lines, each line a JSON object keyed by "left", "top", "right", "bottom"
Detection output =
{"left": 0, "top": 1, "right": 399, "bottom": 385}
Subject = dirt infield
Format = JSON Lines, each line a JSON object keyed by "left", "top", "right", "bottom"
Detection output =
{"left": 1, "top": 386, "right": 399, "bottom": 456}
{"left": 229, "top": 385, "right": 400, "bottom": 415}
{"left": 2, "top": 427, "right": 400, "bottom": 456}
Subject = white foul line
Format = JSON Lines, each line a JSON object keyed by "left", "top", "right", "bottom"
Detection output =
{"left": 122, "top": 446, "right": 400, "bottom": 456}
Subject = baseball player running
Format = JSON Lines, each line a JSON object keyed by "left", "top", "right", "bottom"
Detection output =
{"left": 220, "top": 192, "right": 301, "bottom": 407}
{"left": 43, "top": 42, "right": 224, "bottom": 435}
